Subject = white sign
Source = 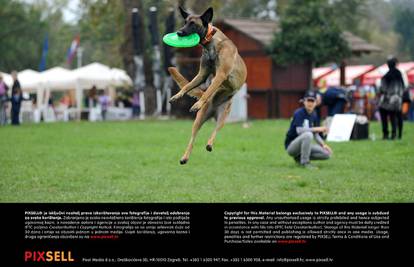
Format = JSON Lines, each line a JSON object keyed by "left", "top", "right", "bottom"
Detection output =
{"left": 327, "top": 114, "right": 357, "bottom": 142}
{"left": 227, "top": 83, "right": 248, "bottom": 123}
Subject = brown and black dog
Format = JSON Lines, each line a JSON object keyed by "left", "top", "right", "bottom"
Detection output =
{"left": 169, "top": 7, "right": 247, "bottom": 165}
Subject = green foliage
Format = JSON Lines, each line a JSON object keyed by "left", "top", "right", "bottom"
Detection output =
{"left": 218, "top": 0, "right": 276, "bottom": 20}
{"left": 268, "top": 0, "right": 351, "bottom": 66}
{"left": 351, "top": 0, "right": 397, "bottom": 65}
{"left": 330, "top": 0, "right": 367, "bottom": 35}
{"left": 393, "top": 0, "right": 414, "bottom": 59}
{"left": 78, "top": 0, "right": 125, "bottom": 68}
{"left": 1, "top": 0, "right": 412, "bottom": 72}
{"left": 0, "top": 0, "right": 78, "bottom": 71}
{"left": 0, "top": 1, "right": 46, "bottom": 71}
{"left": 45, "top": 11, "right": 78, "bottom": 68}
{"left": 0, "top": 120, "right": 413, "bottom": 202}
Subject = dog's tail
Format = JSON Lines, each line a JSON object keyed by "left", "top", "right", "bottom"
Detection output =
{"left": 168, "top": 67, "right": 203, "bottom": 100}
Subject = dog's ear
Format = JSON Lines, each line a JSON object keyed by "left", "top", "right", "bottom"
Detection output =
{"left": 179, "top": 6, "right": 189, "bottom": 20}
{"left": 200, "top": 7, "right": 213, "bottom": 26}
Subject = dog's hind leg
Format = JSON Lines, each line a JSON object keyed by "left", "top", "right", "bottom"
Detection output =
{"left": 168, "top": 67, "right": 204, "bottom": 100}
{"left": 180, "top": 103, "right": 212, "bottom": 165}
{"left": 190, "top": 66, "right": 231, "bottom": 112}
{"left": 169, "top": 67, "right": 207, "bottom": 102}
{"left": 206, "top": 101, "right": 232, "bottom": 152}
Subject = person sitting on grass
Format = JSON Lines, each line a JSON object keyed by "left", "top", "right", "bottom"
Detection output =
{"left": 284, "top": 91, "right": 332, "bottom": 169}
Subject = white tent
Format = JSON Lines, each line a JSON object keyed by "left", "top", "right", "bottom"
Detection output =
{"left": 110, "top": 68, "right": 133, "bottom": 87}
{"left": 40, "top": 67, "right": 74, "bottom": 90}
{"left": 68, "top": 63, "right": 133, "bottom": 116}
{"left": 0, "top": 72, "right": 13, "bottom": 87}
{"left": 5, "top": 63, "right": 133, "bottom": 120}
{"left": 69, "top": 63, "right": 112, "bottom": 115}
{"left": 70, "top": 62, "right": 113, "bottom": 89}
{"left": 18, "top": 69, "right": 42, "bottom": 91}
{"left": 68, "top": 63, "right": 132, "bottom": 89}
{"left": 7, "top": 63, "right": 132, "bottom": 93}
{"left": 17, "top": 63, "right": 131, "bottom": 92}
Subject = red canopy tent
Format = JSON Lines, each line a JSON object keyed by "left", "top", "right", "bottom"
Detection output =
{"left": 320, "top": 65, "right": 375, "bottom": 87}
{"left": 361, "top": 62, "right": 414, "bottom": 86}
{"left": 312, "top": 67, "right": 335, "bottom": 86}
{"left": 406, "top": 67, "right": 414, "bottom": 85}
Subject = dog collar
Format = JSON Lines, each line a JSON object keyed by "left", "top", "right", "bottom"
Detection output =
{"left": 201, "top": 24, "right": 217, "bottom": 45}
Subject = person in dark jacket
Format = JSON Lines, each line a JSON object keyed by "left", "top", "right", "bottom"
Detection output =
{"left": 322, "top": 86, "right": 348, "bottom": 117}
{"left": 378, "top": 57, "right": 405, "bottom": 140}
{"left": 10, "top": 87, "right": 30, "bottom": 125}
{"left": 11, "top": 71, "right": 21, "bottom": 95}
{"left": 285, "top": 91, "right": 332, "bottom": 169}
{"left": 10, "top": 72, "right": 29, "bottom": 125}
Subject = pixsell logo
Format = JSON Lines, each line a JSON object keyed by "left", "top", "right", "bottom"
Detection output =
{"left": 24, "top": 251, "right": 74, "bottom": 262}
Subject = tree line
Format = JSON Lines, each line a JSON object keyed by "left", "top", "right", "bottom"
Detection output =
{"left": 1, "top": 0, "right": 413, "bottom": 73}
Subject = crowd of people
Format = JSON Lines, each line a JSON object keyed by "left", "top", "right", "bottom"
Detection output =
{"left": 0, "top": 71, "right": 31, "bottom": 126}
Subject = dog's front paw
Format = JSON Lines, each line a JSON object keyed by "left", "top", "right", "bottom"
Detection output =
{"left": 190, "top": 100, "right": 204, "bottom": 112}
{"left": 169, "top": 92, "right": 184, "bottom": 103}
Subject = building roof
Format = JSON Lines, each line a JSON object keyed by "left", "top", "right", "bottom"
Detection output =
{"left": 216, "top": 18, "right": 381, "bottom": 53}
{"left": 216, "top": 18, "right": 278, "bottom": 46}
{"left": 341, "top": 31, "right": 381, "bottom": 54}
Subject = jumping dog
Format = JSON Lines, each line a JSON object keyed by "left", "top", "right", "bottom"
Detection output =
{"left": 169, "top": 7, "right": 247, "bottom": 165}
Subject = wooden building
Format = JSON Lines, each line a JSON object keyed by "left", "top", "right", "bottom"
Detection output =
{"left": 215, "top": 19, "right": 310, "bottom": 119}
{"left": 175, "top": 19, "right": 380, "bottom": 119}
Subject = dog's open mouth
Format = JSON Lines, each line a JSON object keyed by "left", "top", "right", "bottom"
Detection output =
{"left": 177, "top": 30, "right": 188, "bottom": 37}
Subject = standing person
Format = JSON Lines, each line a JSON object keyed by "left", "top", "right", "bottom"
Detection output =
{"left": 11, "top": 71, "right": 21, "bottom": 95}
{"left": 10, "top": 71, "right": 24, "bottom": 125}
{"left": 98, "top": 90, "right": 111, "bottom": 121}
{"left": 0, "top": 74, "right": 9, "bottom": 125}
{"left": 284, "top": 91, "right": 332, "bottom": 169}
{"left": 10, "top": 87, "right": 28, "bottom": 125}
{"left": 88, "top": 85, "right": 97, "bottom": 108}
{"left": 131, "top": 90, "right": 141, "bottom": 118}
{"left": 378, "top": 57, "right": 405, "bottom": 140}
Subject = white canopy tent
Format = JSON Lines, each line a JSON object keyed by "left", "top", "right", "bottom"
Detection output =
{"left": 18, "top": 69, "right": 42, "bottom": 91}
{"left": 110, "top": 68, "right": 133, "bottom": 87}
{"left": 5, "top": 63, "right": 132, "bottom": 121}
{"left": 0, "top": 72, "right": 13, "bottom": 87}
{"left": 40, "top": 67, "right": 74, "bottom": 91}
{"left": 16, "top": 63, "right": 131, "bottom": 92}
{"left": 38, "top": 67, "right": 77, "bottom": 115}
{"left": 70, "top": 62, "right": 113, "bottom": 89}
{"left": 68, "top": 63, "right": 130, "bottom": 116}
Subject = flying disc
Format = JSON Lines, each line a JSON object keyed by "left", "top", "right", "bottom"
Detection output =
{"left": 163, "top": 32, "right": 200, "bottom": 48}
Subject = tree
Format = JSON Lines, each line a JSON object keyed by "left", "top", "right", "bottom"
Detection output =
{"left": 268, "top": 0, "right": 351, "bottom": 67}
{"left": 78, "top": 0, "right": 125, "bottom": 68}
{"left": 218, "top": 0, "right": 277, "bottom": 20}
{"left": 330, "top": 0, "right": 367, "bottom": 36}
{"left": 350, "top": 0, "right": 400, "bottom": 65}
{"left": 393, "top": 0, "right": 414, "bottom": 59}
{"left": 0, "top": 0, "right": 78, "bottom": 71}
{"left": 0, "top": 0, "right": 47, "bottom": 71}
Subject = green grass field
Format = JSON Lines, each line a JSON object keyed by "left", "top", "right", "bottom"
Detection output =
{"left": 0, "top": 120, "right": 413, "bottom": 202}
